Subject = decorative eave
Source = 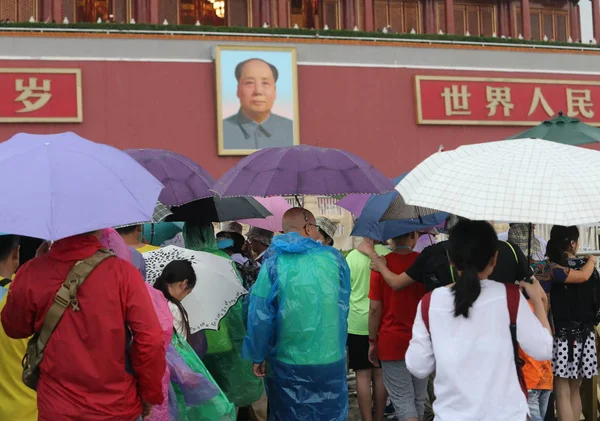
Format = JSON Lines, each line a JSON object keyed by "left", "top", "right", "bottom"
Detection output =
{"left": 1, "top": 22, "right": 600, "bottom": 52}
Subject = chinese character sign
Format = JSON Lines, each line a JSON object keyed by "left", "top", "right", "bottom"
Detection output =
{"left": 415, "top": 75, "right": 600, "bottom": 125}
{"left": 0, "top": 69, "right": 82, "bottom": 123}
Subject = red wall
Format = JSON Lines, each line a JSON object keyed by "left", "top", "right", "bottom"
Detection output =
{"left": 0, "top": 60, "right": 598, "bottom": 178}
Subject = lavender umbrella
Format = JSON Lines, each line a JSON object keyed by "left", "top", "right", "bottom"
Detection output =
{"left": 128, "top": 148, "right": 271, "bottom": 223}
{"left": 0, "top": 132, "right": 163, "bottom": 241}
{"left": 211, "top": 145, "right": 394, "bottom": 197}
{"left": 336, "top": 195, "right": 370, "bottom": 217}
{"left": 126, "top": 148, "right": 215, "bottom": 206}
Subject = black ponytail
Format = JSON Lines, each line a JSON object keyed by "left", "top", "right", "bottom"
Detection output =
{"left": 452, "top": 267, "right": 482, "bottom": 318}
{"left": 448, "top": 220, "right": 498, "bottom": 318}
{"left": 153, "top": 260, "right": 197, "bottom": 340}
{"left": 546, "top": 225, "right": 579, "bottom": 266}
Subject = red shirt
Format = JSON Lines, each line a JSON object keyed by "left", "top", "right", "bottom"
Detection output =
{"left": 369, "top": 251, "right": 426, "bottom": 361}
{"left": 1, "top": 235, "right": 165, "bottom": 421}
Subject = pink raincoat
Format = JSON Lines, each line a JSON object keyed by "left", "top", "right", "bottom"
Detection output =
{"left": 144, "top": 284, "right": 174, "bottom": 421}
{"left": 101, "top": 229, "right": 173, "bottom": 421}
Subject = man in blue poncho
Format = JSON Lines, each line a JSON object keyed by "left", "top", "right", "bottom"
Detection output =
{"left": 242, "top": 207, "right": 351, "bottom": 421}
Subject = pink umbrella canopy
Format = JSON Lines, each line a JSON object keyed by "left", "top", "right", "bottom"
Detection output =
{"left": 238, "top": 197, "right": 292, "bottom": 233}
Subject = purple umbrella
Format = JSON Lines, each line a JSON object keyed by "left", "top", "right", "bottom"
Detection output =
{"left": 0, "top": 132, "right": 162, "bottom": 241}
{"left": 126, "top": 148, "right": 215, "bottom": 206}
{"left": 211, "top": 145, "right": 394, "bottom": 197}
{"left": 336, "top": 195, "right": 370, "bottom": 217}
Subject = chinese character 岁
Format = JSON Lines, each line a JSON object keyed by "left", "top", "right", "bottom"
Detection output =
{"left": 14, "top": 78, "right": 52, "bottom": 113}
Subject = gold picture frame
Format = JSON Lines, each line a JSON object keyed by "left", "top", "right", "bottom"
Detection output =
{"left": 215, "top": 45, "right": 300, "bottom": 156}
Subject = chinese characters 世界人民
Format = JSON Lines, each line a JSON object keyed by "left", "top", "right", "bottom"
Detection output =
{"left": 439, "top": 84, "right": 595, "bottom": 120}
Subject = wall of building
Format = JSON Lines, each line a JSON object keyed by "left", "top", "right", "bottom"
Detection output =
{"left": 1, "top": 33, "right": 600, "bottom": 178}
{"left": 0, "top": 56, "right": 593, "bottom": 177}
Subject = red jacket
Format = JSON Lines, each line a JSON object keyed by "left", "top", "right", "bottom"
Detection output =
{"left": 1, "top": 235, "right": 165, "bottom": 421}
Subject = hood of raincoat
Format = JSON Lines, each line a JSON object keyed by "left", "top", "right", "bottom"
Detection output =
{"left": 100, "top": 228, "right": 131, "bottom": 262}
{"left": 265, "top": 232, "right": 323, "bottom": 258}
{"left": 48, "top": 234, "right": 104, "bottom": 262}
{"left": 184, "top": 221, "right": 230, "bottom": 260}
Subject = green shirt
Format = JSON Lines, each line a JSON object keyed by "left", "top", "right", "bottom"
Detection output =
{"left": 346, "top": 245, "right": 391, "bottom": 335}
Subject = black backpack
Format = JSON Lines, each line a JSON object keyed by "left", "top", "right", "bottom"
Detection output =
{"left": 419, "top": 242, "right": 455, "bottom": 291}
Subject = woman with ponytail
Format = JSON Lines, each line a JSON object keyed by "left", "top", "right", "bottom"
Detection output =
{"left": 534, "top": 226, "right": 598, "bottom": 421}
{"left": 405, "top": 220, "right": 552, "bottom": 421}
{"left": 154, "top": 260, "right": 197, "bottom": 340}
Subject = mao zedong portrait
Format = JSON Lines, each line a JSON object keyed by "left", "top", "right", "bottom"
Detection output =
{"left": 222, "top": 58, "right": 294, "bottom": 151}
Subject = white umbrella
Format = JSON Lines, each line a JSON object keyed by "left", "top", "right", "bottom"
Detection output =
{"left": 143, "top": 245, "right": 247, "bottom": 332}
{"left": 386, "top": 138, "right": 600, "bottom": 226}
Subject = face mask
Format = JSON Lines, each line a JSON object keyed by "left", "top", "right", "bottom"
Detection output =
{"left": 217, "top": 239, "right": 234, "bottom": 250}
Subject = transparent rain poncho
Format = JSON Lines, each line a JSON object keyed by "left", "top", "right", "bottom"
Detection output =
{"left": 242, "top": 232, "right": 351, "bottom": 421}
{"left": 183, "top": 221, "right": 264, "bottom": 407}
{"left": 171, "top": 333, "right": 236, "bottom": 421}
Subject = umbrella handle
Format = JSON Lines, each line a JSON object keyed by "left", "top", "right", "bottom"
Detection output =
{"left": 294, "top": 195, "right": 304, "bottom": 208}
{"left": 527, "top": 223, "right": 532, "bottom": 262}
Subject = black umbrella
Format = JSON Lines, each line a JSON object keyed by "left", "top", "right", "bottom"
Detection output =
{"left": 166, "top": 196, "right": 271, "bottom": 223}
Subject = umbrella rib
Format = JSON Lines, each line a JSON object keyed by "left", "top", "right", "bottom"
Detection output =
{"left": 46, "top": 145, "right": 55, "bottom": 240}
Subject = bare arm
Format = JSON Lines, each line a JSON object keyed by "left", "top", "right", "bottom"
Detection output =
{"left": 368, "top": 300, "right": 383, "bottom": 366}
{"left": 370, "top": 256, "right": 416, "bottom": 290}
{"left": 521, "top": 280, "right": 552, "bottom": 335}
{"left": 518, "top": 281, "right": 553, "bottom": 361}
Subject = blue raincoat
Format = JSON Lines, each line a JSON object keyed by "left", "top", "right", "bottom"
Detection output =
{"left": 242, "top": 232, "right": 350, "bottom": 421}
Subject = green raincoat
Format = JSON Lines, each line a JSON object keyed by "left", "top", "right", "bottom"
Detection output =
{"left": 183, "top": 222, "right": 264, "bottom": 407}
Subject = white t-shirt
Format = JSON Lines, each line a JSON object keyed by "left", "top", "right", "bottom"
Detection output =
{"left": 168, "top": 301, "right": 187, "bottom": 339}
{"left": 406, "top": 280, "right": 552, "bottom": 421}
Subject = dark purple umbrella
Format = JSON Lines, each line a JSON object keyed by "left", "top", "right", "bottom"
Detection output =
{"left": 211, "top": 145, "right": 394, "bottom": 197}
{"left": 126, "top": 148, "right": 215, "bottom": 206}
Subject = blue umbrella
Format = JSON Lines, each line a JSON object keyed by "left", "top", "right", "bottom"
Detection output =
{"left": 0, "top": 132, "right": 163, "bottom": 241}
{"left": 351, "top": 174, "right": 448, "bottom": 241}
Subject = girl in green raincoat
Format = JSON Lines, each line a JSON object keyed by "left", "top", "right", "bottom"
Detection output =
{"left": 183, "top": 221, "right": 264, "bottom": 408}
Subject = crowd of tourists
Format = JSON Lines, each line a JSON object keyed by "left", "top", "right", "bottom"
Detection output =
{"left": 0, "top": 135, "right": 597, "bottom": 421}
{"left": 352, "top": 221, "right": 598, "bottom": 421}
{"left": 0, "top": 208, "right": 595, "bottom": 421}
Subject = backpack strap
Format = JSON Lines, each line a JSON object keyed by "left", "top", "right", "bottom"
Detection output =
{"left": 421, "top": 291, "right": 433, "bottom": 333}
{"left": 503, "top": 241, "right": 519, "bottom": 264}
{"left": 37, "top": 249, "right": 114, "bottom": 350}
{"left": 506, "top": 283, "right": 520, "bottom": 325}
{"left": 505, "top": 283, "right": 528, "bottom": 399}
